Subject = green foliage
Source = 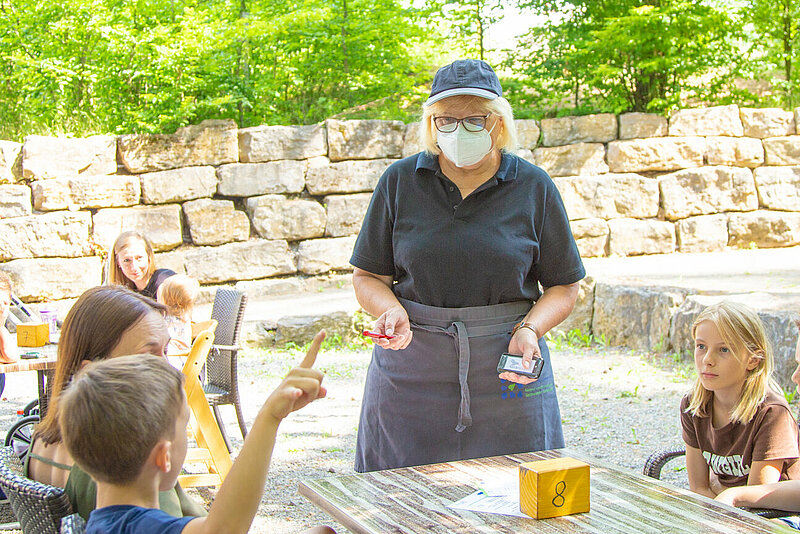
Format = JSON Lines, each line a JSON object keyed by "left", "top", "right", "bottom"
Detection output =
{"left": 547, "top": 328, "right": 606, "bottom": 350}
{"left": 507, "top": 0, "right": 745, "bottom": 115}
{"left": 428, "top": 0, "right": 504, "bottom": 61}
{"left": 744, "top": 0, "right": 800, "bottom": 106}
{"left": 0, "top": 0, "right": 441, "bottom": 140}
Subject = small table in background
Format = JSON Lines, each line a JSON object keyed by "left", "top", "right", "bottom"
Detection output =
{"left": 4, "top": 344, "right": 58, "bottom": 417}
{"left": 299, "top": 448, "right": 794, "bottom": 534}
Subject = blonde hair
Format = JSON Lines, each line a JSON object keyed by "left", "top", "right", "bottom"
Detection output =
{"left": 685, "top": 301, "right": 777, "bottom": 424}
{"left": 107, "top": 231, "right": 156, "bottom": 289}
{"left": 157, "top": 274, "right": 199, "bottom": 320}
{"left": 59, "top": 354, "right": 185, "bottom": 484}
{"left": 420, "top": 94, "right": 518, "bottom": 156}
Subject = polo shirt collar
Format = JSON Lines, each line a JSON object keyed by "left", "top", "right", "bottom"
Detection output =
{"left": 415, "top": 151, "right": 518, "bottom": 182}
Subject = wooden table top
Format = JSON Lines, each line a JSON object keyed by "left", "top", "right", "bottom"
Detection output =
{"left": 299, "top": 448, "right": 795, "bottom": 534}
{"left": 1, "top": 344, "right": 58, "bottom": 373}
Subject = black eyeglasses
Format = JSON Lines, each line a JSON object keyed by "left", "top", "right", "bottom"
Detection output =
{"left": 432, "top": 114, "right": 491, "bottom": 133}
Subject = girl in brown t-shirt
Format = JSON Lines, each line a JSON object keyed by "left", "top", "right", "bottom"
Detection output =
{"left": 682, "top": 301, "right": 800, "bottom": 500}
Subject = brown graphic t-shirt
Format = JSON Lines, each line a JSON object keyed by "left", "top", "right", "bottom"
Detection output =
{"left": 681, "top": 390, "right": 800, "bottom": 488}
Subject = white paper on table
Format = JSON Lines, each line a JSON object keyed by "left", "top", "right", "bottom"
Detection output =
{"left": 448, "top": 477, "right": 530, "bottom": 519}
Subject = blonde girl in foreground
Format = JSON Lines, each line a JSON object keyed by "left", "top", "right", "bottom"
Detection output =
{"left": 681, "top": 301, "right": 800, "bottom": 500}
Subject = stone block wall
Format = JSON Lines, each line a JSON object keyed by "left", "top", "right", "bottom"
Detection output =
{"left": 2, "top": 105, "right": 800, "bottom": 304}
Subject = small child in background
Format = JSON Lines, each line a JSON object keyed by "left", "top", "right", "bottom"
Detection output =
{"left": 0, "top": 271, "right": 18, "bottom": 363}
{"left": 682, "top": 301, "right": 800, "bottom": 501}
{"left": 157, "top": 274, "right": 200, "bottom": 367}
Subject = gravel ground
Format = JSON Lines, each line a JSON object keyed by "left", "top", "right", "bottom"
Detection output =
{"left": 0, "top": 341, "right": 712, "bottom": 532}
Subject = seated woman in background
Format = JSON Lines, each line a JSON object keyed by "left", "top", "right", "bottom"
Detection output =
{"left": 28, "top": 285, "right": 206, "bottom": 520}
{"left": 107, "top": 231, "right": 175, "bottom": 299}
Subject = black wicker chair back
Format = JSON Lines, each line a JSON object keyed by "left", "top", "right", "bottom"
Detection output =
{"left": 60, "top": 513, "right": 86, "bottom": 533}
{"left": 205, "top": 288, "right": 248, "bottom": 451}
{"left": 0, "top": 446, "right": 73, "bottom": 534}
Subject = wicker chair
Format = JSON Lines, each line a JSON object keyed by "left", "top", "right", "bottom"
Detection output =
{"left": 643, "top": 446, "right": 795, "bottom": 519}
{"left": 0, "top": 446, "right": 73, "bottom": 534}
{"left": 204, "top": 288, "right": 248, "bottom": 451}
{"left": 60, "top": 513, "right": 86, "bottom": 533}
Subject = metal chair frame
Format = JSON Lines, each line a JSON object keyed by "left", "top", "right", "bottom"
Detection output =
{"left": 204, "top": 289, "right": 248, "bottom": 451}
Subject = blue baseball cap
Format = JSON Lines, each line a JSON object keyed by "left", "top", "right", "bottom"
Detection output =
{"left": 424, "top": 59, "right": 503, "bottom": 107}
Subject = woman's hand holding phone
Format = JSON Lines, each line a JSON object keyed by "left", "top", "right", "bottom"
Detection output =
{"left": 370, "top": 305, "right": 413, "bottom": 350}
{"left": 500, "top": 325, "right": 542, "bottom": 384}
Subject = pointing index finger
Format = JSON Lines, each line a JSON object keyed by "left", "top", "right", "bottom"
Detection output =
{"left": 299, "top": 330, "right": 326, "bottom": 368}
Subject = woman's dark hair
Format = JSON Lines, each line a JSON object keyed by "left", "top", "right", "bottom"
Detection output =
{"left": 35, "top": 286, "right": 166, "bottom": 444}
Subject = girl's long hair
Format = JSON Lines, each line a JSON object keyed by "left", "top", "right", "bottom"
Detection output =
{"left": 685, "top": 301, "right": 777, "bottom": 424}
{"left": 35, "top": 286, "right": 166, "bottom": 444}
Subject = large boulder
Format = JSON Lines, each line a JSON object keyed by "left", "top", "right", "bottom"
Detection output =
{"left": 182, "top": 199, "right": 250, "bottom": 246}
{"left": 540, "top": 114, "right": 617, "bottom": 146}
{"left": 246, "top": 195, "right": 326, "bottom": 241}
{"left": 619, "top": 113, "right": 667, "bottom": 139}
{"left": 185, "top": 240, "right": 296, "bottom": 284}
{"left": 296, "top": 236, "right": 358, "bottom": 275}
{"left": 555, "top": 174, "right": 658, "bottom": 220}
{"left": 763, "top": 136, "right": 800, "bottom": 165}
{"left": 676, "top": 214, "right": 729, "bottom": 253}
{"left": 402, "top": 123, "right": 422, "bottom": 158}
{"left": 118, "top": 119, "right": 238, "bottom": 173}
{"left": 32, "top": 175, "right": 140, "bottom": 211}
{"left": 753, "top": 166, "right": 800, "bottom": 211}
{"left": 1, "top": 256, "right": 102, "bottom": 300}
{"left": 607, "top": 137, "right": 705, "bottom": 172}
{"left": 0, "top": 141, "right": 22, "bottom": 184}
{"left": 669, "top": 105, "right": 743, "bottom": 137}
{"left": 93, "top": 204, "right": 183, "bottom": 252}
{"left": 324, "top": 193, "right": 372, "bottom": 237}
{"left": 705, "top": 137, "right": 764, "bottom": 168}
{"left": 0, "top": 211, "right": 91, "bottom": 261}
{"left": 216, "top": 160, "right": 305, "bottom": 197}
{"left": 238, "top": 123, "right": 326, "bottom": 162}
{"left": 533, "top": 143, "right": 608, "bottom": 177}
{"left": 515, "top": 119, "right": 541, "bottom": 149}
{"left": 608, "top": 219, "right": 675, "bottom": 256}
{"left": 305, "top": 157, "right": 393, "bottom": 195}
{"left": 570, "top": 219, "right": 608, "bottom": 257}
{"left": 740, "top": 108, "right": 794, "bottom": 138}
{"left": 554, "top": 276, "right": 595, "bottom": 336}
{"left": 728, "top": 210, "right": 800, "bottom": 248}
{"left": 0, "top": 185, "right": 31, "bottom": 218}
{"left": 659, "top": 166, "right": 757, "bottom": 221}
{"left": 326, "top": 119, "right": 405, "bottom": 161}
{"left": 22, "top": 135, "right": 116, "bottom": 180}
{"left": 140, "top": 166, "right": 217, "bottom": 204}
{"left": 593, "top": 282, "right": 686, "bottom": 352}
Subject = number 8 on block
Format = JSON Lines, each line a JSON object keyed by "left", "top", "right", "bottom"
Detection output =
{"left": 519, "top": 457, "right": 590, "bottom": 519}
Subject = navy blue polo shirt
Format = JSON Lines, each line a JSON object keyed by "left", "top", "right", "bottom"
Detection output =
{"left": 350, "top": 151, "right": 585, "bottom": 308}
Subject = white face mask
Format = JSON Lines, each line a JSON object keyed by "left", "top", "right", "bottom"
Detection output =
{"left": 436, "top": 119, "right": 496, "bottom": 168}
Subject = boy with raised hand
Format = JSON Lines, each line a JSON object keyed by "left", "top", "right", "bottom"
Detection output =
{"left": 59, "top": 331, "right": 335, "bottom": 534}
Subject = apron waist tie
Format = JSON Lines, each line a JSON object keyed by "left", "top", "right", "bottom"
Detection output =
{"left": 411, "top": 318, "right": 521, "bottom": 432}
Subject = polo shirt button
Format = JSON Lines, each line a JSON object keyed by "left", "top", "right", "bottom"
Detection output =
{"left": 453, "top": 205, "right": 458, "bottom": 210}
{"left": 449, "top": 186, "right": 454, "bottom": 192}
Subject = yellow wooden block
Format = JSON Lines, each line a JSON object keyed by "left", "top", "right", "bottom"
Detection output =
{"left": 16, "top": 323, "right": 49, "bottom": 347}
{"left": 519, "top": 457, "right": 590, "bottom": 519}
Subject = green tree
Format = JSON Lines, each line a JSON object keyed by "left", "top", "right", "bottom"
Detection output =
{"left": 746, "top": 0, "right": 800, "bottom": 106}
{"left": 508, "top": 0, "right": 743, "bottom": 114}
{"left": 432, "top": 0, "right": 504, "bottom": 61}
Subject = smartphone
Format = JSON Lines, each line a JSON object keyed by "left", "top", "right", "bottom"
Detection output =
{"left": 362, "top": 330, "right": 396, "bottom": 340}
{"left": 497, "top": 353, "right": 544, "bottom": 379}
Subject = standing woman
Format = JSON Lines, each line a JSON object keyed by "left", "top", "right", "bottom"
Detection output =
{"left": 107, "top": 231, "right": 176, "bottom": 299}
{"left": 350, "top": 59, "right": 585, "bottom": 472}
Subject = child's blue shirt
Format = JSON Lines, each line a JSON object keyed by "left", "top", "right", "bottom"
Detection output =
{"left": 87, "top": 505, "right": 194, "bottom": 534}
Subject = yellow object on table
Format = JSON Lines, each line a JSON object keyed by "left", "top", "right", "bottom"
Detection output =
{"left": 16, "top": 323, "right": 49, "bottom": 347}
{"left": 519, "top": 457, "right": 590, "bottom": 519}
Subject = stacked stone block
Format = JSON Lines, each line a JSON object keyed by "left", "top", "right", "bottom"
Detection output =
{"left": 2, "top": 105, "right": 800, "bottom": 303}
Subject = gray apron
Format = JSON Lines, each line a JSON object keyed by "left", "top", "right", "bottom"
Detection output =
{"left": 354, "top": 297, "right": 564, "bottom": 473}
